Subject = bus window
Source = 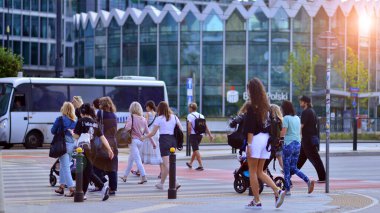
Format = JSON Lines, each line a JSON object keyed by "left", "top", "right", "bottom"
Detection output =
{"left": 139, "top": 86, "right": 165, "bottom": 107}
{"left": 69, "top": 85, "right": 104, "bottom": 104}
{"left": 105, "top": 86, "right": 138, "bottom": 111}
{"left": 12, "top": 84, "right": 31, "bottom": 112}
{"left": 12, "top": 95, "right": 26, "bottom": 111}
{"left": 32, "top": 84, "right": 68, "bottom": 112}
{"left": 0, "top": 84, "right": 13, "bottom": 116}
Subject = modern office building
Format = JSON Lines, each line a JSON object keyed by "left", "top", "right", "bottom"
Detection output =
{"left": 1, "top": 0, "right": 380, "bottom": 120}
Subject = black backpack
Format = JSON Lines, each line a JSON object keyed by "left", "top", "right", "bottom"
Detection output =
{"left": 266, "top": 111, "right": 283, "bottom": 169}
{"left": 191, "top": 113, "right": 207, "bottom": 135}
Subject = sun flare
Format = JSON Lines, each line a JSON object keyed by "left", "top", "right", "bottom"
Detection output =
{"left": 359, "top": 14, "right": 372, "bottom": 36}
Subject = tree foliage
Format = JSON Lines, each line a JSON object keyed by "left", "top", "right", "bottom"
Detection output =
{"left": 0, "top": 47, "right": 23, "bottom": 78}
{"left": 334, "top": 47, "right": 369, "bottom": 93}
{"left": 284, "top": 43, "right": 319, "bottom": 96}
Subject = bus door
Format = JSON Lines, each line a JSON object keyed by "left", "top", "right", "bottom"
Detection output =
{"left": 10, "top": 84, "right": 30, "bottom": 143}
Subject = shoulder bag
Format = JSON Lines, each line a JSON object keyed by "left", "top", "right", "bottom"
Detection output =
{"left": 94, "top": 110, "right": 110, "bottom": 160}
{"left": 116, "top": 114, "right": 134, "bottom": 146}
{"left": 49, "top": 117, "right": 67, "bottom": 158}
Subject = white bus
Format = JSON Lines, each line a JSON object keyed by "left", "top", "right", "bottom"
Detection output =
{"left": 0, "top": 77, "right": 168, "bottom": 149}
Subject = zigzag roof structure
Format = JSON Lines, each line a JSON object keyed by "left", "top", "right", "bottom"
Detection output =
{"left": 74, "top": 0, "right": 380, "bottom": 29}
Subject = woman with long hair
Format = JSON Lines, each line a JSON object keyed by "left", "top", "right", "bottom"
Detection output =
{"left": 72, "top": 96, "right": 84, "bottom": 119}
{"left": 70, "top": 103, "right": 114, "bottom": 201}
{"left": 120, "top": 102, "right": 156, "bottom": 184}
{"left": 141, "top": 101, "right": 182, "bottom": 190}
{"left": 243, "top": 78, "right": 285, "bottom": 209}
{"left": 51, "top": 102, "right": 77, "bottom": 197}
{"left": 281, "top": 100, "right": 315, "bottom": 195}
{"left": 93, "top": 97, "right": 119, "bottom": 195}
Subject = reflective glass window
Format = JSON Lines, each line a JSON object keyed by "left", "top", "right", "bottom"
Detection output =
{"left": 107, "top": 19, "right": 121, "bottom": 78}
{"left": 69, "top": 85, "right": 103, "bottom": 104}
{"left": 65, "top": 46, "right": 73, "bottom": 67}
{"left": 40, "top": 17, "right": 47, "bottom": 38}
{"left": 95, "top": 22, "right": 106, "bottom": 78}
{"left": 140, "top": 15, "right": 157, "bottom": 78}
{"left": 331, "top": 8, "right": 345, "bottom": 90}
{"left": 13, "top": 41, "right": 21, "bottom": 55}
{"left": 122, "top": 17, "right": 138, "bottom": 76}
{"left": 23, "top": 0, "right": 30, "bottom": 10}
{"left": 14, "top": 0, "right": 21, "bottom": 9}
{"left": 31, "top": 0, "right": 39, "bottom": 11}
{"left": 22, "top": 42, "right": 30, "bottom": 65}
{"left": 84, "top": 24, "right": 94, "bottom": 78}
{"left": 40, "top": 43, "right": 47, "bottom": 65}
{"left": 48, "top": 0, "right": 55, "bottom": 13}
{"left": 65, "top": 22, "right": 73, "bottom": 41}
{"left": 159, "top": 14, "right": 178, "bottom": 109}
{"left": 313, "top": 8, "right": 328, "bottom": 93}
{"left": 22, "top": 15, "right": 30, "bottom": 36}
{"left": 0, "top": 12, "right": 2, "bottom": 35}
{"left": 40, "top": 0, "right": 47, "bottom": 12}
{"left": 48, "top": 18, "right": 55, "bottom": 38}
{"left": 180, "top": 12, "right": 200, "bottom": 116}
{"left": 226, "top": 11, "right": 246, "bottom": 116}
{"left": 32, "top": 84, "right": 68, "bottom": 111}
{"left": 48, "top": 43, "right": 55, "bottom": 66}
{"left": 12, "top": 14, "right": 21, "bottom": 36}
{"left": 202, "top": 11, "right": 223, "bottom": 117}
{"left": 31, "top": 42, "right": 38, "bottom": 65}
{"left": 31, "top": 16, "right": 39, "bottom": 37}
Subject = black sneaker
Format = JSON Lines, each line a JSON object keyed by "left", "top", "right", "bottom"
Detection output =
{"left": 109, "top": 190, "right": 116, "bottom": 196}
{"left": 195, "top": 167, "right": 204, "bottom": 171}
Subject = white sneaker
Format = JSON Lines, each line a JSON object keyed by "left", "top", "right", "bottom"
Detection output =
{"left": 275, "top": 190, "right": 285, "bottom": 208}
{"left": 101, "top": 186, "right": 110, "bottom": 201}
{"left": 155, "top": 183, "right": 164, "bottom": 190}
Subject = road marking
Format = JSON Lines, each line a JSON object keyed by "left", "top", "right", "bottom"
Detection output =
{"left": 343, "top": 192, "right": 379, "bottom": 213}
{"left": 116, "top": 204, "right": 178, "bottom": 213}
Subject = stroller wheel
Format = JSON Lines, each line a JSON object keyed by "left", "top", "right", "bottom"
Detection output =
{"left": 274, "top": 176, "right": 285, "bottom": 191}
{"left": 50, "top": 175, "right": 57, "bottom": 187}
{"left": 233, "top": 176, "right": 247, "bottom": 193}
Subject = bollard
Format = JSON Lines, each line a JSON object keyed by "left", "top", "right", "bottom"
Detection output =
{"left": 186, "top": 120, "right": 191, "bottom": 157}
{"left": 74, "top": 147, "right": 84, "bottom": 202}
{"left": 353, "top": 117, "right": 358, "bottom": 151}
{"left": 168, "top": 147, "right": 177, "bottom": 199}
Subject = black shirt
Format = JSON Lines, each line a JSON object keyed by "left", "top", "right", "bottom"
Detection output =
{"left": 301, "top": 107, "right": 318, "bottom": 137}
{"left": 73, "top": 117, "right": 103, "bottom": 141}
{"left": 244, "top": 106, "right": 267, "bottom": 135}
{"left": 97, "top": 110, "right": 117, "bottom": 138}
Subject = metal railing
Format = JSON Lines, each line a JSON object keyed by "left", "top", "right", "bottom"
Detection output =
{"left": 318, "top": 117, "right": 380, "bottom": 133}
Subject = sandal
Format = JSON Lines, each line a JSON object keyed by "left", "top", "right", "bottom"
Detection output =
{"left": 55, "top": 186, "right": 64, "bottom": 195}
{"left": 186, "top": 162, "right": 192, "bottom": 169}
{"left": 64, "top": 188, "right": 75, "bottom": 197}
{"left": 119, "top": 176, "right": 127, "bottom": 182}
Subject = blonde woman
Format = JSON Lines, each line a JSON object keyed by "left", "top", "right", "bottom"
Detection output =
{"left": 141, "top": 101, "right": 182, "bottom": 190}
{"left": 120, "top": 102, "right": 156, "bottom": 184}
{"left": 72, "top": 96, "right": 84, "bottom": 119}
{"left": 263, "top": 104, "right": 284, "bottom": 171}
{"left": 51, "top": 102, "right": 77, "bottom": 197}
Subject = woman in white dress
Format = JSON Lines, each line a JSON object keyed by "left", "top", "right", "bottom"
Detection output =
{"left": 141, "top": 101, "right": 162, "bottom": 177}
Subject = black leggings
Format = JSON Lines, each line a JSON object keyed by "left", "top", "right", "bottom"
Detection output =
{"left": 83, "top": 156, "right": 104, "bottom": 194}
{"left": 297, "top": 138, "right": 326, "bottom": 180}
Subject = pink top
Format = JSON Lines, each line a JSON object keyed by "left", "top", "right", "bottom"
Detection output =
{"left": 125, "top": 114, "right": 154, "bottom": 144}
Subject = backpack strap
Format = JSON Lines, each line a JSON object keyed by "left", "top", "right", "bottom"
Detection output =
{"left": 148, "top": 114, "right": 157, "bottom": 128}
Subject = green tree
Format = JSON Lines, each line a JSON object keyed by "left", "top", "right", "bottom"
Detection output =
{"left": 0, "top": 47, "right": 23, "bottom": 78}
{"left": 334, "top": 47, "right": 369, "bottom": 93}
{"left": 284, "top": 43, "right": 319, "bottom": 96}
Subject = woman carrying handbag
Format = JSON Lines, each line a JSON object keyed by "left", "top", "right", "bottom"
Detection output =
{"left": 51, "top": 102, "right": 77, "bottom": 197}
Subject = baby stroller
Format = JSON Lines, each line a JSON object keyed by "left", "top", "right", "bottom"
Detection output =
{"left": 49, "top": 158, "right": 76, "bottom": 186}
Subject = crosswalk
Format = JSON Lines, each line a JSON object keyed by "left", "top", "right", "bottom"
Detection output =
{"left": 0, "top": 158, "right": 243, "bottom": 206}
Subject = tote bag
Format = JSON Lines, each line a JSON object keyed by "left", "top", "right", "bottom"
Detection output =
{"left": 49, "top": 117, "right": 67, "bottom": 158}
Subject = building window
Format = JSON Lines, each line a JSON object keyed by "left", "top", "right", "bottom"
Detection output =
{"left": 13, "top": 40, "right": 21, "bottom": 55}
{"left": 14, "top": 0, "right": 21, "bottom": 9}
{"left": 84, "top": 24, "right": 94, "bottom": 78}
{"left": 0, "top": 12, "right": 3, "bottom": 35}
{"left": 48, "top": 18, "right": 55, "bottom": 38}
{"left": 40, "top": 0, "right": 47, "bottom": 12}
{"left": 23, "top": 0, "right": 30, "bottom": 10}
{"left": 95, "top": 22, "right": 106, "bottom": 78}
{"left": 31, "top": 0, "right": 39, "bottom": 11}
{"left": 107, "top": 19, "right": 121, "bottom": 78}
{"left": 12, "top": 14, "right": 21, "bottom": 36}
{"left": 22, "top": 15, "right": 30, "bottom": 36}
{"left": 31, "top": 16, "right": 39, "bottom": 37}
{"left": 40, "top": 17, "right": 47, "bottom": 38}
{"left": 40, "top": 43, "right": 47, "bottom": 65}
{"left": 65, "top": 22, "right": 73, "bottom": 41}
{"left": 31, "top": 42, "right": 38, "bottom": 65}
{"left": 140, "top": 15, "right": 157, "bottom": 78}
{"left": 48, "top": 0, "right": 55, "bottom": 13}
{"left": 22, "top": 42, "right": 30, "bottom": 65}
{"left": 122, "top": 17, "right": 138, "bottom": 76}
{"left": 65, "top": 46, "right": 73, "bottom": 67}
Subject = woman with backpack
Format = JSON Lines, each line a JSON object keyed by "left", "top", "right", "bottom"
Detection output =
{"left": 244, "top": 78, "right": 285, "bottom": 209}
{"left": 141, "top": 101, "right": 182, "bottom": 190}
{"left": 51, "top": 102, "right": 77, "bottom": 197}
{"left": 69, "top": 103, "right": 114, "bottom": 201}
{"left": 120, "top": 102, "right": 156, "bottom": 184}
{"left": 281, "top": 100, "right": 315, "bottom": 196}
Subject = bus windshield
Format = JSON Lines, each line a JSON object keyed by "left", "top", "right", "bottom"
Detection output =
{"left": 0, "top": 84, "right": 13, "bottom": 117}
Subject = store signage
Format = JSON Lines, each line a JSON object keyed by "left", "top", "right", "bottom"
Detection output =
{"left": 242, "top": 91, "right": 288, "bottom": 101}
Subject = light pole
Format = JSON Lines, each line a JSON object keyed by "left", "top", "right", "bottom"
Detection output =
{"left": 55, "top": 0, "right": 63, "bottom": 78}
{"left": 317, "top": 31, "right": 338, "bottom": 193}
{"left": 6, "top": 0, "right": 10, "bottom": 50}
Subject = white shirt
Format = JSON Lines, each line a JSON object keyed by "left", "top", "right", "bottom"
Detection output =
{"left": 187, "top": 112, "right": 205, "bottom": 135}
{"left": 154, "top": 114, "right": 180, "bottom": 135}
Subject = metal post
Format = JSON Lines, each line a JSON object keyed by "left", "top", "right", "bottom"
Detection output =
{"left": 353, "top": 102, "right": 358, "bottom": 151}
{"left": 186, "top": 119, "right": 191, "bottom": 156}
{"left": 55, "top": 0, "right": 63, "bottom": 77}
{"left": 168, "top": 147, "right": 177, "bottom": 199}
{"left": 74, "top": 147, "right": 84, "bottom": 202}
{"left": 325, "top": 37, "right": 331, "bottom": 194}
{"left": 6, "top": 0, "right": 10, "bottom": 50}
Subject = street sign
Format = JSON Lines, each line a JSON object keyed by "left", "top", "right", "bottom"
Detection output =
{"left": 352, "top": 100, "right": 357, "bottom": 107}
{"left": 187, "top": 78, "right": 193, "bottom": 106}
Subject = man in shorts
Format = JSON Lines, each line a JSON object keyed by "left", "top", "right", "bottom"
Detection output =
{"left": 185, "top": 103, "right": 214, "bottom": 171}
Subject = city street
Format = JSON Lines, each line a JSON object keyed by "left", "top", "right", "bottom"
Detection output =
{"left": 1, "top": 147, "right": 379, "bottom": 213}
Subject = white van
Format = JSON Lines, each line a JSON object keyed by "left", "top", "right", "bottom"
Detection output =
{"left": 0, "top": 77, "right": 168, "bottom": 149}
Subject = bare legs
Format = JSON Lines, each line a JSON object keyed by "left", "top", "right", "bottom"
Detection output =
{"left": 189, "top": 150, "right": 203, "bottom": 168}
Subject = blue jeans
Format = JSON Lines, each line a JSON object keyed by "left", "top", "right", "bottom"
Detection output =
{"left": 58, "top": 136, "right": 75, "bottom": 188}
{"left": 283, "top": 141, "right": 309, "bottom": 191}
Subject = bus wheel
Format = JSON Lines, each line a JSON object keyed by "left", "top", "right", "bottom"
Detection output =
{"left": 25, "top": 131, "right": 43, "bottom": 149}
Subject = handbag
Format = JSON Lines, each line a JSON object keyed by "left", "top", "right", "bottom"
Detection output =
{"left": 173, "top": 116, "right": 184, "bottom": 151}
{"left": 49, "top": 117, "right": 67, "bottom": 158}
{"left": 227, "top": 130, "right": 245, "bottom": 149}
{"left": 94, "top": 110, "right": 110, "bottom": 159}
{"left": 116, "top": 114, "right": 134, "bottom": 146}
